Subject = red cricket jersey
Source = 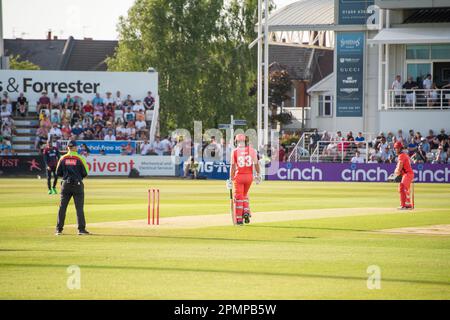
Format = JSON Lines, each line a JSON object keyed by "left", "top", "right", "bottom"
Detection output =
{"left": 398, "top": 153, "right": 413, "bottom": 175}
{"left": 232, "top": 146, "right": 257, "bottom": 175}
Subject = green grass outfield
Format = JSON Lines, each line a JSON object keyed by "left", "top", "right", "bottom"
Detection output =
{"left": 0, "top": 178, "right": 449, "bottom": 299}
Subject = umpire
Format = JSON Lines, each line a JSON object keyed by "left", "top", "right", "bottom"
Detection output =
{"left": 55, "top": 141, "right": 90, "bottom": 235}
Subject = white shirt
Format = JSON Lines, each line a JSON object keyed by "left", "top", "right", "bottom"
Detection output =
{"left": 151, "top": 141, "right": 164, "bottom": 156}
{"left": 104, "top": 97, "right": 114, "bottom": 105}
{"left": 133, "top": 104, "right": 145, "bottom": 112}
{"left": 49, "top": 127, "right": 62, "bottom": 137}
{"left": 135, "top": 120, "right": 147, "bottom": 130}
{"left": 140, "top": 142, "right": 152, "bottom": 155}
{"left": 115, "top": 97, "right": 123, "bottom": 106}
{"left": 391, "top": 79, "right": 402, "bottom": 95}
{"left": 423, "top": 78, "right": 432, "bottom": 90}
{"left": 160, "top": 139, "right": 171, "bottom": 153}
{"left": 351, "top": 156, "right": 365, "bottom": 163}
{"left": 104, "top": 134, "right": 116, "bottom": 141}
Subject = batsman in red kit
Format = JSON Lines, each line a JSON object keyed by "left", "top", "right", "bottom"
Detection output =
{"left": 394, "top": 141, "right": 415, "bottom": 210}
{"left": 228, "top": 134, "right": 261, "bottom": 225}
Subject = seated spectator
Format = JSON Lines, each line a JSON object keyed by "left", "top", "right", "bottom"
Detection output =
{"left": 71, "top": 109, "right": 82, "bottom": 126}
{"left": 403, "top": 76, "right": 418, "bottom": 105}
{"left": 437, "top": 128, "right": 448, "bottom": 143}
{"left": 0, "top": 136, "right": 14, "bottom": 155}
{"left": 407, "top": 141, "right": 417, "bottom": 156}
{"left": 82, "top": 100, "right": 94, "bottom": 117}
{"left": 135, "top": 109, "right": 145, "bottom": 122}
{"left": 124, "top": 107, "right": 135, "bottom": 122}
{"left": 184, "top": 156, "right": 199, "bottom": 179}
{"left": 420, "top": 137, "right": 430, "bottom": 153}
{"left": 116, "top": 123, "right": 127, "bottom": 138}
{"left": 116, "top": 131, "right": 127, "bottom": 141}
{"left": 92, "top": 93, "right": 104, "bottom": 106}
{"left": 62, "top": 94, "right": 74, "bottom": 106}
{"left": 51, "top": 92, "right": 61, "bottom": 109}
{"left": 120, "top": 140, "right": 135, "bottom": 155}
{"left": 93, "top": 103, "right": 104, "bottom": 118}
{"left": 93, "top": 124, "right": 104, "bottom": 140}
{"left": 143, "top": 91, "right": 155, "bottom": 110}
{"left": 406, "top": 129, "right": 415, "bottom": 145}
{"left": 125, "top": 121, "right": 136, "bottom": 140}
{"left": 16, "top": 93, "right": 28, "bottom": 117}
{"left": 71, "top": 122, "right": 84, "bottom": 139}
{"left": 427, "top": 83, "right": 439, "bottom": 107}
{"left": 412, "top": 144, "right": 427, "bottom": 163}
{"left": 367, "top": 154, "right": 378, "bottom": 163}
{"left": 114, "top": 90, "right": 123, "bottom": 108}
{"left": 380, "top": 145, "right": 394, "bottom": 163}
{"left": 427, "top": 129, "right": 439, "bottom": 150}
{"left": 151, "top": 136, "right": 163, "bottom": 156}
{"left": 102, "top": 121, "right": 115, "bottom": 136}
{"left": 309, "top": 129, "right": 321, "bottom": 153}
{"left": 2, "top": 91, "right": 10, "bottom": 104}
{"left": 1, "top": 101, "right": 11, "bottom": 120}
{"left": 394, "top": 129, "right": 404, "bottom": 144}
{"left": 104, "top": 92, "right": 114, "bottom": 105}
{"left": 1, "top": 123, "right": 12, "bottom": 138}
{"left": 35, "top": 124, "right": 48, "bottom": 151}
{"left": 386, "top": 131, "right": 394, "bottom": 145}
{"left": 82, "top": 115, "right": 93, "bottom": 128}
{"left": 125, "top": 94, "right": 134, "bottom": 106}
{"left": 350, "top": 150, "right": 365, "bottom": 163}
{"left": 104, "top": 103, "right": 114, "bottom": 119}
{"left": 104, "top": 129, "right": 116, "bottom": 141}
{"left": 93, "top": 114, "right": 106, "bottom": 128}
{"left": 61, "top": 123, "right": 72, "bottom": 140}
{"left": 135, "top": 118, "right": 148, "bottom": 139}
{"left": 133, "top": 100, "right": 145, "bottom": 113}
{"left": 50, "top": 111, "right": 60, "bottom": 124}
{"left": 37, "top": 91, "right": 51, "bottom": 113}
{"left": 49, "top": 123, "right": 62, "bottom": 140}
{"left": 40, "top": 114, "right": 52, "bottom": 130}
{"left": 160, "top": 136, "right": 172, "bottom": 155}
{"left": 433, "top": 145, "right": 448, "bottom": 164}
{"left": 140, "top": 138, "right": 152, "bottom": 155}
{"left": 60, "top": 105, "right": 71, "bottom": 123}
{"left": 79, "top": 143, "right": 91, "bottom": 156}
{"left": 83, "top": 129, "right": 95, "bottom": 140}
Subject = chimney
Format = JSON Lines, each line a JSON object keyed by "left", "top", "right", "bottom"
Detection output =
{"left": 53, "top": 35, "right": 58, "bottom": 40}
{"left": 47, "top": 30, "right": 52, "bottom": 40}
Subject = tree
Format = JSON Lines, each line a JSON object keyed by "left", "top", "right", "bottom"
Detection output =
{"left": 9, "top": 55, "right": 40, "bottom": 70}
{"left": 107, "top": 0, "right": 260, "bottom": 134}
{"left": 268, "top": 67, "right": 292, "bottom": 130}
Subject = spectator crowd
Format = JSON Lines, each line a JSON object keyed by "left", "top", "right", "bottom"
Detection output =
{"left": 288, "top": 128, "right": 450, "bottom": 164}
{"left": 1, "top": 92, "right": 17, "bottom": 155}
{"left": 34, "top": 90, "right": 156, "bottom": 154}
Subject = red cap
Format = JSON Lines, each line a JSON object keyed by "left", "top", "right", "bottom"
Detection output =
{"left": 394, "top": 141, "right": 403, "bottom": 149}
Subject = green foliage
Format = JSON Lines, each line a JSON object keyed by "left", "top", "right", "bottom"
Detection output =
{"left": 8, "top": 55, "right": 40, "bottom": 70}
{"left": 107, "top": 0, "right": 260, "bottom": 134}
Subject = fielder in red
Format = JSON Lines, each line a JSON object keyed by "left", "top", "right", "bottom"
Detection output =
{"left": 228, "top": 134, "right": 261, "bottom": 225}
{"left": 394, "top": 141, "right": 415, "bottom": 210}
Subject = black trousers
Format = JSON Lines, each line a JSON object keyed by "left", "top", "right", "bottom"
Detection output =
{"left": 46, "top": 167, "right": 57, "bottom": 189}
{"left": 56, "top": 181, "right": 86, "bottom": 232}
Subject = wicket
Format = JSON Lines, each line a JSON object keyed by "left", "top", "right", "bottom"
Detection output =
{"left": 148, "top": 189, "right": 160, "bottom": 225}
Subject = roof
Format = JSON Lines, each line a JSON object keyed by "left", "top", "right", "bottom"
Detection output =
{"left": 269, "top": 44, "right": 312, "bottom": 79}
{"left": 266, "top": 0, "right": 334, "bottom": 32}
{"left": 368, "top": 27, "right": 450, "bottom": 44}
{"left": 4, "top": 39, "right": 66, "bottom": 70}
{"left": 307, "top": 73, "right": 335, "bottom": 93}
{"left": 269, "top": 43, "right": 333, "bottom": 83}
{"left": 4, "top": 37, "right": 118, "bottom": 71}
{"left": 404, "top": 8, "right": 450, "bottom": 23}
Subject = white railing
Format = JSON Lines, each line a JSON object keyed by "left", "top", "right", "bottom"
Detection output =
{"left": 309, "top": 140, "right": 369, "bottom": 163}
{"left": 384, "top": 89, "right": 450, "bottom": 110}
{"left": 287, "top": 131, "right": 314, "bottom": 162}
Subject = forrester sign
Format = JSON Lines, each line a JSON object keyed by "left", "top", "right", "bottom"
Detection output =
{"left": 0, "top": 70, "right": 158, "bottom": 103}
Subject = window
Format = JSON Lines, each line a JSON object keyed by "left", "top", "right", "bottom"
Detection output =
{"left": 406, "top": 45, "right": 430, "bottom": 60}
{"left": 431, "top": 44, "right": 450, "bottom": 59}
{"left": 406, "top": 63, "right": 431, "bottom": 82}
{"left": 318, "top": 95, "right": 332, "bottom": 117}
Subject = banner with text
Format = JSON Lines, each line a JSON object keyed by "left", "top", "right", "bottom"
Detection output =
{"left": 78, "top": 141, "right": 137, "bottom": 155}
{"left": 338, "top": 0, "right": 374, "bottom": 25}
{"left": 0, "top": 69, "right": 158, "bottom": 104}
{"left": 85, "top": 155, "right": 176, "bottom": 176}
{"left": 267, "top": 162, "right": 450, "bottom": 183}
{"left": 336, "top": 32, "right": 365, "bottom": 117}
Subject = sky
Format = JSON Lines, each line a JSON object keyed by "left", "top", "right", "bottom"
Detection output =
{"left": 3, "top": 0, "right": 298, "bottom": 40}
